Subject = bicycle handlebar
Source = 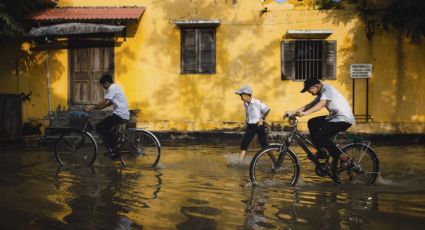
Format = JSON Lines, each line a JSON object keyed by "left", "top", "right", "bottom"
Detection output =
{"left": 69, "top": 111, "right": 89, "bottom": 118}
{"left": 283, "top": 114, "right": 298, "bottom": 127}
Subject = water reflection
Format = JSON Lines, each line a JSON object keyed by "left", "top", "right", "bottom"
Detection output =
{"left": 1, "top": 145, "right": 425, "bottom": 229}
{"left": 176, "top": 199, "right": 221, "bottom": 230}
{"left": 242, "top": 188, "right": 277, "bottom": 229}
{"left": 52, "top": 165, "right": 163, "bottom": 228}
{"left": 242, "top": 186, "right": 381, "bottom": 229}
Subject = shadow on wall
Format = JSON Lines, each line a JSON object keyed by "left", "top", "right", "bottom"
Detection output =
{"left": 0, "top": 38, "right": 65, "bottom": 131}
{"left": 321, "top": 8, "right": 425, "bottom": 124}
{"left": 130, "top": 0, "right": 286, "bottom": 129}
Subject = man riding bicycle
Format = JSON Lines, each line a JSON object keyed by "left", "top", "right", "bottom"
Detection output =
{"left": 285, "top": 78, "right": 355, "bottom": 183}
{"left": 84, "top": 73, "right": 130, "bottom": 158}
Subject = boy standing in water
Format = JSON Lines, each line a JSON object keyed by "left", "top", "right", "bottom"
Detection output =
{"left": 235, "top": 86, "right": 270, "bottom": 161}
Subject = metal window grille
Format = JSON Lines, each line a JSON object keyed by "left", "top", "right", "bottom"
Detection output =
{"left": 294, "top": 40, "right": 323, "bottom": 80}
{"left": 181, "top": 28, "right": 216, "bottom": 74}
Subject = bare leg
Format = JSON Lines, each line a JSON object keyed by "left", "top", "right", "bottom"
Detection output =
{"left": 239, "top": 150, "right": 247, "bottom": 161}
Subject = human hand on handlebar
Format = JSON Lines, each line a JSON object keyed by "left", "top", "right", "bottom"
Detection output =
{"left": 283, "top": 111, "right": 298, "bottom": 119}
{"left": 297, "top": 111, "right": 307, "bottom": 117}
{"left": 284, "top": 111, "right": 307, "bottom": 119}
{"left": 84, "top": 105, "right": 92, "bottom": 113}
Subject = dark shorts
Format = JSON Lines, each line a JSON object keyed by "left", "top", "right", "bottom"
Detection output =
{"left": 240, "top": 123, "right": 268, "bottom": 151}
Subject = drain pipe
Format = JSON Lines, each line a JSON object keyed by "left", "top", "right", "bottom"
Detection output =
{"left": 45, "top": 36, "right": 52, "bottom": 127}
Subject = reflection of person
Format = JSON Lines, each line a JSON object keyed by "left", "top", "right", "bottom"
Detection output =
{"left": 285, "top": 78, "right": 355, "bottom": 183}
{"left": 84, "top": 74, "right": 129, "bottom": 157}
{"left": 235, "top": 86, "right": 270, "bottom": 161}
{"left": 243, "top": 188, "right": 270, "bottom": 229}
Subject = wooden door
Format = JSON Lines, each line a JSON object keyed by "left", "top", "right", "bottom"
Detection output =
{"left": 69, "top": 39, "right": 114, "bottom": 105}
{"left": 0, "top": 94, "right": 22, "bottom": 139}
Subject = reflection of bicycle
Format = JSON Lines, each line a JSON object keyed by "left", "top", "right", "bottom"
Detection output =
{"left": 250, "top": 116, "right": 379, "bottom": 186}
{"left": 55, "top": 112, "right": 161, "bottom": 168}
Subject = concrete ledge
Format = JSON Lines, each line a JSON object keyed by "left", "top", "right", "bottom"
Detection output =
{"left": 4, "top": 130, "right": 424, "bottom": 149}
{"left": 152, "top": 131, "right": 425, "bottom": 146}
{"left": 351, "top": 122, "right": 425, "bottom": 134}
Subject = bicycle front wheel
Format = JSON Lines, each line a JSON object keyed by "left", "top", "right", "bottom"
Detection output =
{"left": 55, "top": 129, "right": 97, "bottom": 167}
{"left": 336, "top": 143, "right": 380, "bottom": 184}
{"left": 250, "top": 146, "right": 300, "bottom": 186}
{"left": 120, "top": 130, "right": 161, "bottom": 168}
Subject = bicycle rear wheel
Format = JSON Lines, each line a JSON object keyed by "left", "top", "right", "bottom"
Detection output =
{"left": 250, "top": 146, "right": 300, "bottom": 186}
{"left": 120, "top": 129, "right": 161, "bottom": 168}
{"left": 55, "top": 129, "right": 97, "bottom": 167}
{"left": 336, "top": 143, "right": 379, "bottom": 184}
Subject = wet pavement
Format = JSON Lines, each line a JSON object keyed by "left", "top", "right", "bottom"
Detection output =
{"left": 0, "top": 144, "right": 425, "bottom": 229}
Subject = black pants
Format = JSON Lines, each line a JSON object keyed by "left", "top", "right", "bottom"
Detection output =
{"left": 95, "top": 114, "right": 124, "bottom": 150}
{"left": 308, "top": 116, "right": 352, "bottom": 158}
{"left": 240, "top": 124, "right": 268, "bottom": 151}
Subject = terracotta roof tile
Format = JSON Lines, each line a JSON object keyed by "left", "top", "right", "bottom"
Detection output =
{"left": 27, "top": 6, "right": 145, "bottom": 21}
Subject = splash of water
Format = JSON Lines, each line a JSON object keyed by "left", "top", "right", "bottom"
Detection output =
{"left": 154, "top": 162, "right": 165, "bottom": 169}
{"left": 374, "top": 174, "right": 395, "bottom": 186}
{"left": 224, "top": 153, "right": 252, "bottom": 167}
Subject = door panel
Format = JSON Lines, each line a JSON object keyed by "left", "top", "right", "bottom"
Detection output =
{"left": 69, "top": 39, "right": 114, "bottom": 106}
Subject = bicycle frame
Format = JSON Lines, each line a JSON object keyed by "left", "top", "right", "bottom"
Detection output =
{"left": 274, "top": 117, "right": 327, "bottom": 169}
{"left": 78, "top": 119, "right": 117, "bottom": 155}
{"left": 127, "top": 128, "right": 162, "bottom": 149}
{"left": 250, "top": 116, "right": 380, "bottom": 185}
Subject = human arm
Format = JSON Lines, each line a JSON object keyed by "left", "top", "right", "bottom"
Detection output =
{"left": 298, "top": 85, "right": 331, "bottom": 117}
{"left": 298, "top": 99, "right": 327, "bottom": 117}
{"left": 284, "top": 97, "right": 319, "bottom": 118}
{"left": 84, "top": 99, "right": 112, "bottom": 112}
{"left": 257, "top": 102, "right": 270, "bottom": 126}
{"left": 258, "top": 108, "right": 270, "bottom": 126}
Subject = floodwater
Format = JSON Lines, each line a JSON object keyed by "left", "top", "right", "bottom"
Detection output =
{"left": 0, "top": 144, "right": 425, "bottom": 229}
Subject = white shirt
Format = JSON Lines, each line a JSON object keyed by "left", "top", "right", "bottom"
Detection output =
{"left": 317, "top": 84, "right": 355, "bottom": 124}
{"left": 244, "top": 98, "right": 270, "bottom": 124}
{"left": 105, "top": 83, "right": 130, "bottom": 120}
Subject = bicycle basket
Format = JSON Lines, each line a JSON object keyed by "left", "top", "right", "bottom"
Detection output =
{"left": 69, "top": 111, "right": 89, "bottom": 129}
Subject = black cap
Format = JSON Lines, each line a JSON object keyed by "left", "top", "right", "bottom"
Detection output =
{"left": 301, "top": 78, "right": 321, "bottom": 93}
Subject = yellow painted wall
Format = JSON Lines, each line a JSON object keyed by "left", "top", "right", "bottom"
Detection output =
{"left": 0, "top": 0, "right": 424, "bottom": 133}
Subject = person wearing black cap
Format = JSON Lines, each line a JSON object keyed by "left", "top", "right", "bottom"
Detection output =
{"left": 235, "top": 85, "right": 270, "bottom": 162}
{"left": 284, "top": 78, "right": 355, "bottom": 183}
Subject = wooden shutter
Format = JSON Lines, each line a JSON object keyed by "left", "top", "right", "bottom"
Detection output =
{"left": 182, "top": 29, "right": 197, "bottom": 73}
{"left": 281, "top": 41, "right": 295, "bottom": 80}
{"left": 322, "top": 40, "right": 337, "bottom": 80}
{"left": 199, "top": 29, "right": 216, "bottom": 73}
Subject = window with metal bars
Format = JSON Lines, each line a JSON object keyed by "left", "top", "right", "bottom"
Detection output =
{"left": 181, "top": 28, "right": 216, "bottom": 74}
{"left": 281, "top": 40, "right": 336, "bottom": 81}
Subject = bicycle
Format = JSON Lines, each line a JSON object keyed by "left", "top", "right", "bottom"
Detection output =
{"left": 54, "top": 111, "right": 161, "bottom": 168}
{"left": 249, "top": 115, "right": 380, "bottom": 186}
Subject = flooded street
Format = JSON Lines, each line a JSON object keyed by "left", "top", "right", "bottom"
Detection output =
{"left": 1, "top": 144, "right": 425, "bottom": 229}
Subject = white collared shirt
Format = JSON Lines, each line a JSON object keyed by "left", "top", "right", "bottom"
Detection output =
{"left": 105, "top": 83, "right": 130, "bottom": 120}
{"left": 244, "top": 98, "right": 270, "bottom": 124}
{"left": 317, "top": 84, "right": 355, "bottom": 124}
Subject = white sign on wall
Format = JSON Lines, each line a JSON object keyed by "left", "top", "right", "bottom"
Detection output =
{"left": 350, "top": 64, "right": 372, "bottom": 79}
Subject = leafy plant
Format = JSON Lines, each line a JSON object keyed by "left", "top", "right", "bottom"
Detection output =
{"left": 316, "top": 0, "right": 425, "bottom": 42}
{"left": 0, "top": 0, "right": 55, "bottom": 44}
